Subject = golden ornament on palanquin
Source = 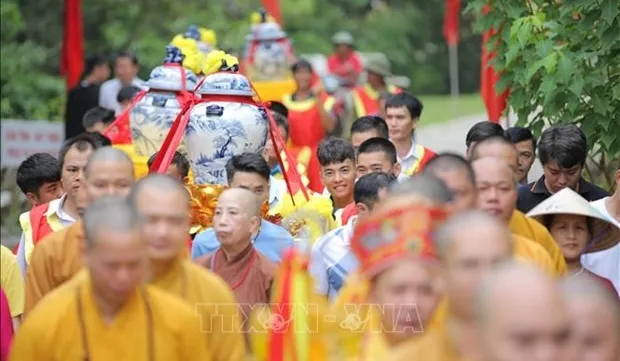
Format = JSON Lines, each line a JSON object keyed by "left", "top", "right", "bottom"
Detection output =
{"left": 186, "top": 183, "right": 226, "bottom": 235}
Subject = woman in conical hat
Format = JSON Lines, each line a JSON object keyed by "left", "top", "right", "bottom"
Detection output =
{"left": 527, "top": 187, "right": 619, "bottom": 296}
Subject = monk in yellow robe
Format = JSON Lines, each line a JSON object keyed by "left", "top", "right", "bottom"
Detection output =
{"left": 470, "top": 157, "right": 564, "bottom": 276}
{"left": 425, "top": 152, "right": 566, "bottom": 274}
{"left": 468, "top": 136, "right": 567, "bottom": 274}
{"left": 24, "top": 147, "right": 135, "bottom": 316}
{"left": 129, "top": 174, "right": 246, "bottom": 361}
{"left": 389, "top": 211, "right": 515, "bottom": 361}
{"left": 10, "top": 197, "right": 209, "bottom": 361}
{"left": 473, "top": 263, "right": 570, "bottom": 361}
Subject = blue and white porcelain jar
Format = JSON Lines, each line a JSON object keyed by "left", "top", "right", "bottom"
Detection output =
{"left": 129, "top": 65, "right": 197, "bottom": 157}
{"left": 186, "top": 72, "right": 269, "bottom": 185}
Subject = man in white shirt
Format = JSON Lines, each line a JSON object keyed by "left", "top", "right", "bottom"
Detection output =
{"left": 582, "top": 167, "right": 620, "bottom": 295}
{"left": 15, "top": 134, "right": 106, "bottom": 274}
{"left": 99, "top": 52, "right": 144, "bottom": 114}
{"left": 310, "top": 172, "right": 395, "bottom": 299}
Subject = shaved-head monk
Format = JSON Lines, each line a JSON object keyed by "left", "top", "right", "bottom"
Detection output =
{"left": 196, "top": 188, "right": 278, "bottom": 328}
{"left": 129, "top": 174, "right": 245, "bottom": 361}
{"left": 561, "top": 275, "right": 620, "bottom": 361}
{"left": 391, "top": 211, "right": 514, "bottom": 361}
{"left": 471, "top": 157, "right": 565, "bottom": 276}
{"left": 469, "top": 138, "right": 567, "bottom": 275}
{"left": 475, "top": 262, "right": 570, "bottom": 361}
{"left": 24, "top": 146, "right": 135, "bottom": 315}
{"left": 10, "top": 197, "right": 208, "bottom": 361}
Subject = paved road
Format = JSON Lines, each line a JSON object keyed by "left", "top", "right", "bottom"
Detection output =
{"left": 418, "top": 114, "right": 543, "bottom": 180}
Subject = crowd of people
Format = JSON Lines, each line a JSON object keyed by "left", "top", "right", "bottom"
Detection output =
{"left": 0, "top": 38, "right": 619, "bottom": 361}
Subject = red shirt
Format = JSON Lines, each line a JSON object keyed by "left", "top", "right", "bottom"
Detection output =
{"left": 282, "top": 94, "right": 325, "bottom": 149}
{"left": 327, "top": 53, "right": 363, "bottom": 79}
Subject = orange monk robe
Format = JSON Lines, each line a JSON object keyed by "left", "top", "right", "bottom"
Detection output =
{"left": 10, "top": 271, "right": 209, "bottom": 361}
{"left": 24, "top": 221, "right": 83, "bottom": 316}
{"left": 509, "top": 210, "right": 567, "bottom": 275}
{"left": 150, "top": 259, "right": 246, "bottom": 361}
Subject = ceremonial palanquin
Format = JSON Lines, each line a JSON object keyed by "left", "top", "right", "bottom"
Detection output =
{"left": 242, "top": 10, "right": 296, "bottom": 101}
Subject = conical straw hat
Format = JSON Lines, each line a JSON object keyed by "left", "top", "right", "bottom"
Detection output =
{"left": 527, "top": 188, "right": 619, "bottom": 253}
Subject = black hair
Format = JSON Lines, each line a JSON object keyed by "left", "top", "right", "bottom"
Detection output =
{"left": 385, "top": 92, "right": 423, "bottom": 119}
{"left": 354, "top": 172, "right": 397, "bottom": 210}
{"left": 16, "top": 153, "right": 61, "bottom": 196}
{"left": 225, "top": 153, "right": 271, "bottom": 183}
{"left": 424, "top": 152, "right": 476, "bottom": 185}
{"left": 117, "top": 85, "right": 141, "bottom": 104}
{"left": 538, "top": 124, "right": 587, "bottom": 168}
{"left": 291, "top": 59, "right": 313, "bottom": 73}
{"left": 116, "top": 51, "right": 139, "bottom": 66}
{"left": 505, "top": 127, "right": 536, "bottom": 151}
{"left": 469, "top": 135, "right": 516, "bottom": 161}
{"left": 85, "top": 132, "right": 112, "bottom": 147}
{"left": 268, "top": 101, "right": 289, "bottom": 118}
{"left": 147, "top": 151, "right": 190, "bottom": 178}
{"left": 58, "top": 133, "right": 105, "bottom": 170}
{"left": 357, "top": 137, "right": 398, "bottom": 165}
{"left": 543, "top": 214, "right": 593, "bottom": 239}
{"left": 82, "top": 106, "right": 116, "bottom": 130}
{"left": 465, "top": 121, "right": 505, "bottom": 148}
{"left": 83, "top": 54, "right": 108, "bottom": 77}
{"left": 317, "top": 137, "right": 356, "bottom": 167}
{"left": 350, "top": 116, "right": 389, "bottom": 139}
{"left": 271, "top": 112, "right": 289, "bottom": 141}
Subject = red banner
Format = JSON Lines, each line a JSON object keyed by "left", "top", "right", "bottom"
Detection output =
{"left": 61, "top": 0, "right": 84, "bottom": 90}
{"left": 480, "top": 6, "right": 508, "bottom": 123}
{"left": 443, "top": 0, "right": 461, "bottom": 46}
{"left": 262, "top": 0, "right": 282, "bottom": 25}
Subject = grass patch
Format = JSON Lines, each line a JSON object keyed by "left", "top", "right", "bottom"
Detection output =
{"left": 418, "top": 93, "right": 486, "bottom": 127}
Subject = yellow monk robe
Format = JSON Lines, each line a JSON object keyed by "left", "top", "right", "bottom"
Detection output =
{"left": 10, "top": 270, "right": 209, "bottom": 361}
{"left": 509, "top": 210, "right": 567, "bottom": 275}
{"left": 388, "top": 321, "right": 469, "bottom": 361}
{"left": 24, "top": 221, "right": 83, "bottom": 316}
{"left": 0, "top": 245, "right": 24, "bottom": 317}
{"left": 512, "top": 234, "right": 558, "bottom": 276}
{"left": 151, "top": 259, "right": 246, "bottom": 361}
{"left": 332, "top": 234, "right": 560, "bottom": 361}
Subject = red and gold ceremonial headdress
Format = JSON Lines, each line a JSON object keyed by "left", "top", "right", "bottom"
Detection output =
{"left": 351, "top": 204, "right": 447, "bottom": 277}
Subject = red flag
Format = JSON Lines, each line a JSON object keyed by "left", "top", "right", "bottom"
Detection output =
{"left": 61, "top": 0, "right": 84, "bottom": 90}
{"left": 480, "top": 5, "right": 508, "bottom": 123}
{"left": 443, "top": 0, "right": 461, "bottom": 46}
{"left": 262, "top": 0, "right": 282, "bottom": 25}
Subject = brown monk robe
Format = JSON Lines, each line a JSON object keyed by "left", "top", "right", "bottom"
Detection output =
{"left": 24, "top": 147, "right": 135, "bottom": 316}
{"left": 196, "top": 188, "right": 277, "bottom": 321}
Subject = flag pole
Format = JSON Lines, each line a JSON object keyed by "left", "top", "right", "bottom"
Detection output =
{"left": 449, "top": 44, "right": 460, "bottom": 120}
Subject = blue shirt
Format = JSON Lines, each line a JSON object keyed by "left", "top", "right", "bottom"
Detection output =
{"left": 191, "top": 219, "right": 294, "bottom": 263}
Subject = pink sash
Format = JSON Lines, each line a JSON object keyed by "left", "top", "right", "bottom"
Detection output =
{"left": 0, "top": 289, "right": 14, "bottom": 361}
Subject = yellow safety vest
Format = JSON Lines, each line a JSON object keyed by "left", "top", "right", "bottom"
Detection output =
{"left": 402, "top": 144, "right": 428, "bottom": 176}
{"left": 352, "top": 84, "right": 399, "bottom": 117}
{"left": 19, "top": 198, "right": 65, "bottom": 264}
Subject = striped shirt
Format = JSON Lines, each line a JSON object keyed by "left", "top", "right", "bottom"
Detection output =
{"left": 309, "top": 217, "right": 359, "bottom": 299}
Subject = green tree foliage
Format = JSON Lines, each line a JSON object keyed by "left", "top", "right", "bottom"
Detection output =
{"left": 467, "top": 0, "right": 620, "bottom": 186}
{"left": 2, "top": 0, "right": 482, "bottom": 122}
